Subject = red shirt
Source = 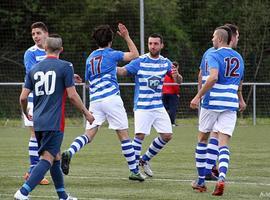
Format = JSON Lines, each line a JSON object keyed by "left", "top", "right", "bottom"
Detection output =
{"left": 162, "top": 73, "right": 179, "bottom": 94}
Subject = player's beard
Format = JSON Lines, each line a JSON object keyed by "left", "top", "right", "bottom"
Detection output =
{"left": 149, "top": 50, "right": 160, "bottom": 58}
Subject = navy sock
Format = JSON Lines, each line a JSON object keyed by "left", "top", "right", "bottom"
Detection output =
{"left": 50, "top": 160, "right": 68, "bottom": 199}
{"left": 20, "top": 159, "right": 51, "bottom": 196}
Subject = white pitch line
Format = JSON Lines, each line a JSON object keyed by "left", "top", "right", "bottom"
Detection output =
{"left": 0, "top": 193, "right": 118, "bottom": 200}
{"left": 3, "top": 175, "right": 270, "bottom": 186}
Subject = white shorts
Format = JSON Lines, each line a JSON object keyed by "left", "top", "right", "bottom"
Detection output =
{"left": 134, "top": 107, "right": 172, "bottom": 135}
{"left": 23, "top": 93, "right": 34, "bottom": 127}
{"left": 199, "top": 108, "right": 237, "bottom": 136}
{"left": 85, "top": 95, "right": 128, "bottom": 130}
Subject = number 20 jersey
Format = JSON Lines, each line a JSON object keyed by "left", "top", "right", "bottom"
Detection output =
{"left": 85, "top": 48, "right": 124, "bottom": 102}
{"left": 24, "top": 57, "right": 75, "bottom": 132}
{"left": 202, "top": 47, "right": 244, "bottom": 112}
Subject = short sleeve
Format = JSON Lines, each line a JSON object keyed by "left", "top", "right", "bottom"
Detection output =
{"left": 111, "top": 50, "right": 124, "bottom": 62}
{"left": 125, "top": 58, "right": 141, "bottom": 75}
{"left": 167, "top": 59, "right": 173, "bottom": 74}
{"left": 206, "top": 53, "right": 219, "bottom": 70}
{"left": 24, "top": 51, "right": 36, "bottom": 74}
{"left": 240, "top": 56, "right": 245, "bottom": 80}
{"left": 199, "top": 53, "right": 207, "bottom": 70}
{"left": 24, "top": 72, "right": 33, "bottom": 91}
{"left": 85, "top": 59, "right": 89, "bottom": 81}
{"left": 64, "top": 63, "right": 75, "bottom": 88}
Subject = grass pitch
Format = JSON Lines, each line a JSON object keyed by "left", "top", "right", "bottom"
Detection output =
{"left": 0, "top": 122, "right": 269, "bottom": 199}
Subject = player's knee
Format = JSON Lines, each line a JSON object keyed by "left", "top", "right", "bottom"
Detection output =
{"left": 55, "top": 153, "right": 61, "bottom": 161}
{"left": 210, "top": 131, "right": 219, "bottom": 138}
{"left": 135, "top": 133, "right": 145, "bottom": 140}
{"left": 40, "top": 151, "right": 55, "bottom": 165}
{"left": 85, "top": 127, "right": 98, "bottom": 140}
{"left": 161, "top": 133, "right": 172, "bottom": 142}
{"left": 198, "top": 132, "right": 209, "bottom": 143}
{"left": 29, "top": 127, "right": 35, "bottom": 137}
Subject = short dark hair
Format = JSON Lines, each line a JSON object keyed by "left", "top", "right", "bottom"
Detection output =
{"left": 172, "top": 61, "right": 179, "bottom": 67}
{"left": 224, "top": 23, "right": 239, "bottom": 36}
{"left": 92, "top": 25, "right": 114, "bottom": 48}
{"left": 149, "top": 33, "right": 163, "bottom": 44}
{"left": 31, "top": 22, "right": 48, "bottom": 32}
{"left": 215, "top": 25, "right": 232, "bottom": 45}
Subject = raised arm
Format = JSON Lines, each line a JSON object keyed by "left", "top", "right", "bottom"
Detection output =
{"left": 66, "top": 86, "right": 95, "bottom": 124}
{"left": 117, "top": 23, "right": 139, "bottom": 61}
{"left": 171, "top": 66, "right": 183, "bottom": 84}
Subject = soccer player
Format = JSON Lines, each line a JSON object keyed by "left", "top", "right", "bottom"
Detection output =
{"left": 14, "top": 34, "right": 94, "bottom": 200}
{"left": 200, "top": 24, "right": 244, "bottom": 181}
{"left": 117, "top": 33, "right": 182, "bottom": 177}
{"left": 61, "top": 23, "right": 145, "bottom": 181}
{"left": 190, "top": 26, "right": 246, "bottom": 196}
{"left": 23, "top": 22, "right": 82, "bottom": 185}
{"left": 23, "top": 21, "right": 50, "bottom": 185}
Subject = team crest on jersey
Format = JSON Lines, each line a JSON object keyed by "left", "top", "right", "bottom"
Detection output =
{"left": 147, "top": 76, "right": 161, "bottom": 91}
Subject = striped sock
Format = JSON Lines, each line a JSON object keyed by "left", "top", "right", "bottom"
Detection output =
{"left": 205, "top": 137, "right": 219, "bottom": 175}
{"left": 218, "top": 146, "right": 230, "bottom": 180}
{"left": 121, "top": 139, "right": 137, "bottom": 173}
{"left": 28, "top": 137, "right": 39, "bottom": 173}
{"left": 132, "top": 137, "right": 143, "bottom": 165}
{"left": 142, "top": 137, "right": 167, "bottom": 162}
{"left": 195, "top": 142, "right": 207, "bottom": 185}
{"left": 67, "top": 135, "right": 90, "bottom": 157}
{"left": 50, "top": 160, "right": 68, "bottom": 199}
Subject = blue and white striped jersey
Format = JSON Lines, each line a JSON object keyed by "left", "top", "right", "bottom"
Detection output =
{"left": 125, "top": 53, "right": 172, "bottom": 110}
{"left": 24, "top": 45, "right": 46, "bottom": 103}
{"left": 202, "top": 47, "right": 244, "bottom": 112}
{"left": 85, "top": 48, "right": 124, "bottom": 102}
{"left": 199, "top": 47, "right": 215, "bottom": 85}
{"left": 24, "top": 45, "right": 46, "bottom": 75}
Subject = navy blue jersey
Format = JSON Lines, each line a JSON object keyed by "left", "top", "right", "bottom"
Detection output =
{"left": 24, "top": 56, "right": 75, "bottom": 131}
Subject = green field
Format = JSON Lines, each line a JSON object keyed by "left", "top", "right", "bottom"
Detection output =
{"left": 0, "top": 123, "right": 269, "bottom": 200}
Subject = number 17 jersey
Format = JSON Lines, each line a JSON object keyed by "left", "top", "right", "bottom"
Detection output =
{"left": 85, "top": 48, "right": 124, "bottom": 102}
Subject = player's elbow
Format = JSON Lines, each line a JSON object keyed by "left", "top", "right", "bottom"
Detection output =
{"left": 133, "top": 51, "right": 139, "bottom": 59}
{"left": 66, "top": 87, "right": 79, "bottom": 101}
{"left": 19, "top": 95, "right": 27, "bottom": 105}
{"left": 209, "top": 74, "right": 218, "bottom": 83}
{"left": 117, "top": 67, "right": 127, "bottom": 76}
{"left": 210, "top": 77, "right": 218, "bottom": 85}
{"left": 67, "top": 93, "right": 77, "bottom": 101}
{"left": 124, "top": 52, "right": 139, "bottom": 61}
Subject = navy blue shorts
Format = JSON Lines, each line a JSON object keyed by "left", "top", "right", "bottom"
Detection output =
{"left": 35, "top": 131, "right": 64, "bottom": 157}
